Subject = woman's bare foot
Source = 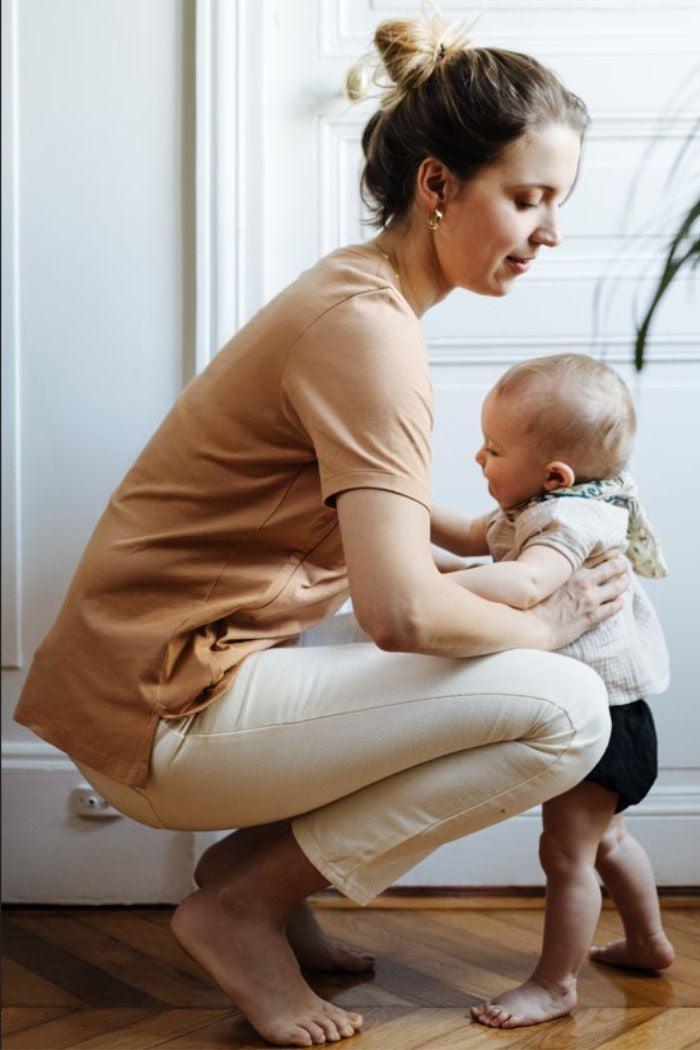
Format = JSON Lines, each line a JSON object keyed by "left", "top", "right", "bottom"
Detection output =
{"left": 589, "top": 931, "right": 675, "bottom": 971}
{"left": 195, "top": 829, "right": 375, "bottom": 974}
{"left": 287, "top": 899, "right": 375, "bottom": 973}
{"left": 171, "top": 880, "right": 363, "bottom": 1047}
{"left": 470, "top": 974, "right": 577, "bottom": 1028}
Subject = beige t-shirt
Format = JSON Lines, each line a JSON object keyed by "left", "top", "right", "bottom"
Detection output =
{"left": 14, "top": 244, "right": 433, "bottom": 786}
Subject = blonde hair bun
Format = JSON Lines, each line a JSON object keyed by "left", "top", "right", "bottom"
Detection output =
{"left": 375, "top": 19, "right": 448, "bottom": 92}
{"left": 344, "top": 5, "right": 477, "bottom": 105}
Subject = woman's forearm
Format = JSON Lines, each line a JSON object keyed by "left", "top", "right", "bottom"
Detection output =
{"left": 401, "top": 571, "right": 550, "bottom": 658}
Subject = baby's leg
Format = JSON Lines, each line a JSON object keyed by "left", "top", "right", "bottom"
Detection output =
{"left": 471, "top": 781, "right": 617, "bottom": 1029}
{"left": 590, "top": 815, "right": 674, "bottom": 970}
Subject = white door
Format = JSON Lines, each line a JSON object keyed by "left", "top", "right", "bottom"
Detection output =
{"left": 216, "top": 0, "right": 699, "bottom": 885}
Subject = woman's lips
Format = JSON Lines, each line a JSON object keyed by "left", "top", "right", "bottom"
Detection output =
{"left": 505, "top": 255, "right": 532, "bottom": 275}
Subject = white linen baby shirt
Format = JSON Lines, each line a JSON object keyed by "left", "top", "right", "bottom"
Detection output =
{"left": 485, "top": 498, "right": 670, "bottom": 705}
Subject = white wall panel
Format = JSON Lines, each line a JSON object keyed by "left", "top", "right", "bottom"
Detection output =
{"left": 259, "top": 0, "right": 700, "bottom": 885}
{"left": 2, "top": 0, "right": 197, "bottom": 902}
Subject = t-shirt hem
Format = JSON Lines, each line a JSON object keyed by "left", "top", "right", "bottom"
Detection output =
{"left": 13, "top": 705, "right": 154, "bottom": 789}
{"left": 321, "top": 471, "right": 431, "bottom": 512}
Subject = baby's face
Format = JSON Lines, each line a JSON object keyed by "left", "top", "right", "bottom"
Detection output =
{"left": 475, "top": 390, "right": 551, "bottom": 509}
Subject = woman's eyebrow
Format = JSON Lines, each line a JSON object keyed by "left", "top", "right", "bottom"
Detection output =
{"left": 516, "top": 182, "right": 571, "bottom": 194}
{"left": 516, "top": 182, "right": 574, "bottom": 202}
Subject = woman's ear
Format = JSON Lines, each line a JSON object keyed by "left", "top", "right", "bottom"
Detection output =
{"left": 415, "top": 157, "right": 453, "bottom": 211}
{"left": 543, "top": 461, "right": 576, "bottom": 491}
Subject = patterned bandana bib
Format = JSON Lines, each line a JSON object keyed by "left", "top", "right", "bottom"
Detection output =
{"left": 508, "top": 471, "right": 668, "bottom": 579}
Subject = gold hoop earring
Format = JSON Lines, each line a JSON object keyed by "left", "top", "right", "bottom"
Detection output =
{"left": 427, "top": 208, "right": 443, "bottom": 231}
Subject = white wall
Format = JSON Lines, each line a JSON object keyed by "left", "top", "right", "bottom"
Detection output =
{"left": 2, "top": 0, "right": 199, "bottom": 903}
{"left": 3, "top": 0, "right": 699, "bottom": 902}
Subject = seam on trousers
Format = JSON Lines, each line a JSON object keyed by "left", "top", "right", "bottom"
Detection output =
{"left": 340, "top": 699, "right": 580, "bottom": 883}
{"left": 175, "top": 688, "right": 577, "bottom": 739}
{"left": 131, "top": 786, "right": 168, "bottom": 830}
{"left": 295, "top": 697, "right": 586, "bottom": 902}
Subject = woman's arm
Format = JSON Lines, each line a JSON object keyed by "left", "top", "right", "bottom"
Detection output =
{"left": 449, "top": 546, "right": 573, "bottom": 609}
{"left": 337, "top": 488, "right": 628, "bottom": 658}
{"left": 430, "top": 504, "right": 491, "bottom": 557}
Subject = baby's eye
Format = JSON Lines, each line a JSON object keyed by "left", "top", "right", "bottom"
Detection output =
{"left": 516, "top": 201, "right": 537, "bottom": 211}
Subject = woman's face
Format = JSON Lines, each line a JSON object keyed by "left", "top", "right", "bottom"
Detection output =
{"left": 436, "top": 124, "right": 582, "bottom": 297}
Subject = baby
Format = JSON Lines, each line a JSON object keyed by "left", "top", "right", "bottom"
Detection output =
{"left": 430, "top": 353, "right": 674, "bottom": 1029}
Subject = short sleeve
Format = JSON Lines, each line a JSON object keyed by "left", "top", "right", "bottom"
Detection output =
{"left": 514, "top": 498, "right": 629, "bottom": 572}
{"left": 280, "top": 287, "right": 433, "bottom": 510}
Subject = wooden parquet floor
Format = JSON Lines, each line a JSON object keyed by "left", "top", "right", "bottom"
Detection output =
{"left": 2, "top": 903, "right": 699, "bottom": 1049}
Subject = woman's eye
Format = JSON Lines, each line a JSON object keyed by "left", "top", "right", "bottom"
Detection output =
{"left": 516, "top": 201, "right": 537, "bottom": 210}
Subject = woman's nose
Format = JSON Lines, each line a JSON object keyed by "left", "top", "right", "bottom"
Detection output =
{"left": 532, "top": 219, "right": 562, "bottom": 249}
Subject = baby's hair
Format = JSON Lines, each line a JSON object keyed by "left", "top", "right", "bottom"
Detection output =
{"left": 345, "top": 4, "right": 589, "bottom": 229}
{"left": 492, "top": 354, "right": 637, "bottom": 479}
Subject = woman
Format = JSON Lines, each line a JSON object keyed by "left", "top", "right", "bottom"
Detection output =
{"left": 14, "top": 14, "right": 628, "bottom": 1049}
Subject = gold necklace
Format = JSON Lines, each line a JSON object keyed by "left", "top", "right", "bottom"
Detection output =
{"left": 375, "top": 243, "right": 402, "bottom": 288}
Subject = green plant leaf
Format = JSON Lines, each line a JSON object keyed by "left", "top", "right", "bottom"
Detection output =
{"left": 634, "top": 197, "right": 700, "bottom": 371}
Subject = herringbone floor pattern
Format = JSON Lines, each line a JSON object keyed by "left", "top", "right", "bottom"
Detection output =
{"left": 2, "top": 902, "right": 699, "bottom": 1048}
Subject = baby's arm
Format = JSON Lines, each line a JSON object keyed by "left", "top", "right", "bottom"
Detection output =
{"left": 449, "top": 545, "right": 574, "bottom": 609}
{"left": 432, "top": 547, "right": 472, "bottom": 572}
{"left": 430, "top": 505, "right": 491, "bottom": 557}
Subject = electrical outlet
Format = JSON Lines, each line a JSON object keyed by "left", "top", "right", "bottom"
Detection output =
{"left": 71, "top": 785, "right": 122, "bottom": 819}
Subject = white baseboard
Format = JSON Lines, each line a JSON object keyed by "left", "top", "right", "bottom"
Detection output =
{"left": 3, "top": 742, "right": 699, "bottom": 902}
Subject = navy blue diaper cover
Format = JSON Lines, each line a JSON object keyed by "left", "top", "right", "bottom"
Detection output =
{"left": 583, "top": 699, "right": 658, "bottom": 813}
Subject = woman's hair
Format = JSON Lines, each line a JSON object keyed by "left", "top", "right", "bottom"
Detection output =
{"left": 492, "top": 354, "right": 637, "bottom": 479}
{"left": 346, "top": 8, "right": 590, "bottom": 229}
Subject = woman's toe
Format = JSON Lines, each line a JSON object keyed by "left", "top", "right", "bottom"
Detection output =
{"left": 312, "top": 1015, "right": 341, "bottom": 1042}
{"left": 322, "top": 1005, "right": 359, "bottom": 1036}
{"left": 299, "top": 1021, "right": 326, "bottom": 1045}
{"left": 290, "top": 1028, "right": 313, "bottom": 1048}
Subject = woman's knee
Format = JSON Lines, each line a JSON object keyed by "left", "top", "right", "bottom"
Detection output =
{"left": 524, "top": 656, "right": 610, "bottom": 786}
{"left": 548, "top": 657, "right": 609, "bottom": 747}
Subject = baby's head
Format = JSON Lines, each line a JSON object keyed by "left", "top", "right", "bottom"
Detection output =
{"left": 475, "top": 353, "right": 636, "bottom": 510}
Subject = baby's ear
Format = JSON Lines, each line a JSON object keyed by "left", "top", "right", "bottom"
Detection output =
{"left": 544, "top": 461, "right": 575, "bottom": 491}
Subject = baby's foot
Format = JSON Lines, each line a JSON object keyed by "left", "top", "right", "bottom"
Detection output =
{"left": 470, "top": 975, "right": 577, "bottom": 1029}
{"left": 590, "top": 931, "right": 675, "bottom": 971}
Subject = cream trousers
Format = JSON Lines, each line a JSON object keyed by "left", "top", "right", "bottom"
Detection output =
{"left": 75, "top": 613, "right": 610, "bottom": 905}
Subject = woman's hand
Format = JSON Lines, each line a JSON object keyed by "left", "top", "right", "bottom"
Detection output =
{"left": 528, "top": 549, "right": 629, "bottom": 651}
